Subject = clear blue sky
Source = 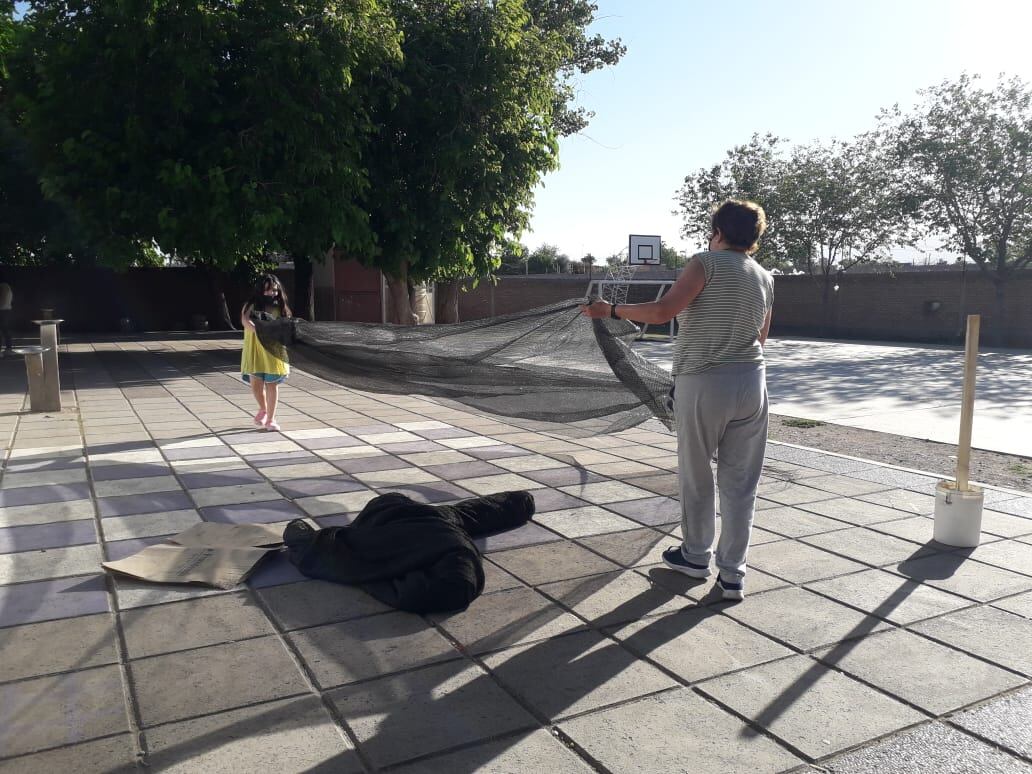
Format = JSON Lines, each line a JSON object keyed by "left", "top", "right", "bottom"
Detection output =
{"left": 526, "top": 0, "right": 1032, "bottom": 262}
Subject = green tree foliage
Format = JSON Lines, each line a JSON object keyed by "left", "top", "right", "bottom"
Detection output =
{"left": 6, "top": 0, "right": 399, "bottom": 271}
{"left": 887, "top": 74, "right": 1032, "bottom": 343}
{"left": 660, "top": 244, "right": 686, "bottom": 269}
{"left": 525, "top": 243, "right": 569, "bottom": 273}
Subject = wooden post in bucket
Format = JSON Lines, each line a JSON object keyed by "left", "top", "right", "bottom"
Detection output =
{"left": 933, "top": 314, "right": 984, "bottom": 547}
{"left": 955, "top": 315, "right": 980, "bottom": 490}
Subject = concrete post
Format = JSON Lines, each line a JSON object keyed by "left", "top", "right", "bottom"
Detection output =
{"left": 12, "top": 346, "right": 50, "bottom": 411}
{"left": 32, "top": 319, "right": 63, "bottom": 412}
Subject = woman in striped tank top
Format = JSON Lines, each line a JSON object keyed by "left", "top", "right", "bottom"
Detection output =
{"left": 582, "top": 200, "right": 773, "bottom": 600}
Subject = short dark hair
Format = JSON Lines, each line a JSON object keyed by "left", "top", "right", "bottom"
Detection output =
{"left": 711, "top": 199, "right": 767, "bottom": 254}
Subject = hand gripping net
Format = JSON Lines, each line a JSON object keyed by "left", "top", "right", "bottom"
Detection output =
{"left": 255, "top": 298, "right": 674, "bottom": 433}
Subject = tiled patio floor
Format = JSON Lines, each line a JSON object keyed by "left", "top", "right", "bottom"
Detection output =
{"left": 0, "top": 336, "right": 1030, "bottom": 772}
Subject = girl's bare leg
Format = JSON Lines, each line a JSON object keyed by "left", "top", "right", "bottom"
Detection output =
{"left": 264, "top": 382, "right": 279, "bottom": 424}
{"left": 250, "top": 376, "right": 267, "bottom": 413}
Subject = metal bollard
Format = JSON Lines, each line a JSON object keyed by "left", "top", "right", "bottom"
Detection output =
{"left": 32, "top": 319, "right": 63, "bottom": 412}
{"left": 11, "top": 345, "right": 51, "bottom": 411}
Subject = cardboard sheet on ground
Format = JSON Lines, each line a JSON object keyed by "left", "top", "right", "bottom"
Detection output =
{"left": 102, "top": 544, "right": 276, "bottom": 589}
{"left": 101, "top": 522, "right": 291, "bottom": 589}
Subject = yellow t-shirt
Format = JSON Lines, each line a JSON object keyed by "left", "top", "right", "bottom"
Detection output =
{"left": 240, "top": 307, "right": 289, "bottom": 379}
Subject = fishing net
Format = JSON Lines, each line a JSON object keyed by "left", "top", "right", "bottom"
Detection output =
{"left": 255, "top": 297, "right": 674, "bottom": 433}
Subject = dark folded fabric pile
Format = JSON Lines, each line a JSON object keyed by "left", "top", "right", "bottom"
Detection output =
{"left": 283, "top": 491, "right": 535, "bottom": 613}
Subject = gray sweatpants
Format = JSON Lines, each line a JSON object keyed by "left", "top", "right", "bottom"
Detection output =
{"left": 674, "top": 362, "right": 768, "bottom": 583}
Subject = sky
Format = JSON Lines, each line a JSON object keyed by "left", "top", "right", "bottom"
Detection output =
{"left": 525, "top": 0, "right": 1032, "bottom": 262}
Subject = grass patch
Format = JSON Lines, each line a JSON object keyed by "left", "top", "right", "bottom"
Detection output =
{"left": 782, "top": 418, "right": 825, "bottom": 429}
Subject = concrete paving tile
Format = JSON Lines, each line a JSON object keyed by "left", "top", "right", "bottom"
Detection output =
{"left": 482, "top": 560, "right": 524, "bottom": 594}
{"left": 259, "top": 461, "right": 342, "bottom": 481}
{"left": 169, "top": 456, "right": 248, "bottom": 473}
{"left": 0, "top": 467, "right": 88, "bottom": 489}
{"left": 535, "top": 506, "right": 642, "bottom": 539}
{"left": 272, "top": 476, "right": 365, "bottom": 499}
{"left": 142, "top": 695, "right": 361, "bottom": 773}
{"left": 230, "top": 440, "right": 306, "bottom": 457}
{"left": 120, "top": 591, "right": 276, "bottom": 659}
{"left": 557, "top": 480, "right": 656, "bottom": 504}
{"left": 0, "top": 613, "right": 118, "bottom": 684}
{"left": 751, "top": 503, "right": 854, "bottom": 540}
{"left": 628, "top": 473, "right": 681, "bottom": 497}
{"left": 489, "top": 540, "right": 621, "bottom": 585}
{"left": 816, "top": 628, "right": 1026, "bottom": 714}
{"left": 390, "top": 728, "right": 594, "bottom": 774}
{"left": 0, "top": 665, "right": 129, "bottom": 758}
{"left": 801, "top": 496, "right": 927, "bottom": 526}
{"left": 189, "top": 482, "right": 282, "bottom": 508}
{"left": 113, "top": 576, "right": 229, "bottom": 610}
{"left": 102, "top": 535, "right": 168, "bottom": 561}
{"left": 93, "top": 475, "right": 182, "bottom": 498}
{"left": 199, "top": 498, "right": 303, "bottom": 525}
{"left": 397, "top": 450, "right": 474, "bottom": 467}
{"left": 969, "top": 510, "right": 1032, "bottom": 539}
{"left": 528, "top": 488, "right": 588, "bottom": 513}
{"left": 257, "top": 579, "right": 390, "bottom": 630}
{"left": 89, "top": 461, "right": 172, "bottom": 481}
{"left": 294, "top": 490, "right": 376, "bottom": 517}
{"left": 0, "top": 574, "right": 109, "bottom": 628}
{"left": 430, "top": 586, "right": 583, "bottom": 653}
{"left": 748, "top": 540, "right": 868, "bottom": 583}
{"left": 329, "top": 454, "right": 403, "bottom": 474}
{"left": 604, "top": 495, "right": 681, "bottom": 526}
{"left": 540, "top": 570, "right": 686, "bottom": 627}
{"left": 952, "top": 685, "right": 1032, "bottom": 760}
{"left": 176, "top": 467, "right": 264, "bottom": 489}
{"left": 290, "top": 611, "right": 460, "bottom": 688}
{"left": 245, "top": 553, "right": 309, "bottom": 588}
{"left": 993, "top": 590, "right": 1032, "bottom": 619}
{"left": 453, "top": 473, "right": 544, "bottom": 495}
{"left": 985, "top": 497, "right": 1032, "bottom": 518}
{"left": 0, "top": 482, "right": 92, "bottom": 508}
{"left": 963, "top": 539, "right": 1032, "bottom": 577}
{"left": 559, "top": 688, "right": 803, "bottom": 774}
{"left": 3, "top": 456, "right": 85, "bottom": 475}
{"left": 0, "top": 542, "right": 104, "bottom": 584}
{"left": 859, "top": 488, "right": 936, "bottom": 515}
{"left": 892, "top": 552, "right": 1032, "bottom": 602}
{"left": 699, "top": 654, "right": 925, "bottom": 758}
{"left": 483, "top": 628, "right": 677, "bottom": 720}
{"left": 378, "top": 440, "right": 449, "bottom": 454}
{"left": 911, "top": 605, "right": 1032, "bottom": 676}
{"left": 577, "top": 527, "right": 671, "bottom": 569}
{"left": 352, "top": 467, "right": 441, "bottom": 487}
{"left": 437, "top": 435, "right": 502, "bottom": 450}
{"left": 130, "top": 636, "right": 308, "bottom": 727}
{"left": 867, "top": 515, "right": 939, "bottom": 545}
{"left": 520, "top": 466, "right": 607, "bottom": 487}
{"left": 100, "top": 509, "right": 201, "bottom": 541}
{"left": 383, "top": 481, "right": 477, "bottom": 503}
{"left": 161, "top": 445, "right": 240, "bottom": 462}
{"left": 724, "top": 587, "right": 892, "bottom": 650}
{"left": 802, "top": 527, "right": 935, "bottom": 567}
{"left": 756, "top": 481, "right": 838, "bottom": 507}
{"left": 465, "top": 444, "right": 534, "bottom": 460}
{"left": 492, "top": 454, "right": 569, "bottom": 473}
{"left": 421, "top": 460, "right": 505, "bottom": 481}
{"left": 327, "top": 660, "right": 536, "bottom": 769}
{"left": 248, "top": 450, "right": 323, "bottom": 467}
{"left": 473, "top": 521, "right": 562, "bottom": 552}
{"left": 801, "top": 474, "right": 894, "bottom": 497}
{"left": 159, "top": 437, "right": 227, "bottom": 451}
{"left": 97, "top": 491, "right": 194, "bottom": 517}
{"left": 0, "top": 734, "right": 136, "bottom": 774}
{"left": 0, "top": 519, "right": 97, "bottom": 554}
{"left": 821, "top": 721, "right": 1030, "bottom": 774}
{"left": 806, "top": 568, "right": 974, "bottom": 625}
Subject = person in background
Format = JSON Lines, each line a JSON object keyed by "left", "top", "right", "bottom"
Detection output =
{"left": 581, "top": 199, "right": 773, "bottom": 601}
{"left": 240, "top": 274, "right": 291, "bottom": 431}
{"left": 0, "top": 270, "right": 13, "bottom": 355}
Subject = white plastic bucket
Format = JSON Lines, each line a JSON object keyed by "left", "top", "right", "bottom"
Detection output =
{"left": 933, "top": 480, "right": 983, "bottom": 547}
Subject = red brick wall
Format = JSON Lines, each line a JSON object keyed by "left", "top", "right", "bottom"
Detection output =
{"left": 456, "top": 271, "right": 1032, "bottom": 347}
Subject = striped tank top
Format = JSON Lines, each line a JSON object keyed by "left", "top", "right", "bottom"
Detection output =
{"left": 672, "top": 250, "right": 774, "bottom": 375}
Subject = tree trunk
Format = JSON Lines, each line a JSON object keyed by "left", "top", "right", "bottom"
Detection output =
{"left": 385, "top": 262, "right": 417, "bottom": 325}
{"left": 819, "top": 273, "right": 833, "bottom": 338}
{"left": 292, "top": 254, "right": 315, "bottom": 321}
{"left": 435, "top": 279, "right": 461, "bottom": 323}
{"left": 992, "top": 278, "right": 1007, "bottom": 346}
{"left": 207, "top": 267, "right": 235, "bottom": 330}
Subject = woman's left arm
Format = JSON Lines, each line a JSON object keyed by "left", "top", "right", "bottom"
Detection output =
{"left": 581, "top": 257, "right": 707, "bottom": 324}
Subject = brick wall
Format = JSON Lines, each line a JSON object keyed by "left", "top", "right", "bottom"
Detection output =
{"left": 457, "top": 270, "right": 1032, "bottom": 347}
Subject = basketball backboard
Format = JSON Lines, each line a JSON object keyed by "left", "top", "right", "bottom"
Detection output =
{"left": 628, "top": 234, "right": 662, "bottom": 265}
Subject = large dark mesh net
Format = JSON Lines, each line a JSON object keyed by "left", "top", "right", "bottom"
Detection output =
{"left": 255, "top": 298, "right": 674, "bottom": 433}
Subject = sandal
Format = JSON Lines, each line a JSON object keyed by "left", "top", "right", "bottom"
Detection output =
{"left": 253, "top": 410, "right": 267, "bottom": 427}
{"left": 264, "top": 419, "right": 281, "bottom": 432}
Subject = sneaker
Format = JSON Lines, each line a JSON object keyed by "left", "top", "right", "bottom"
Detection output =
{"left": 264, "top": 419, "right": 281, "bottom": 432}
{"left": 253, "top": 410, "right": 267, "bottom": 427}
{"left": 661, "top": 546, "right": 711, "bottom": 578}
{"left": 717, "top": 575, "right": 745, "bottom": 601}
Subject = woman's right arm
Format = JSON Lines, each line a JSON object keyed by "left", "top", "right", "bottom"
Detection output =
{"left": 241, "top": 303, "right": 256, "bottom": 331}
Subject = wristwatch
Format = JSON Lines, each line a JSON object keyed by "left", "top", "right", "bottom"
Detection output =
{"left": 610, "top": 303, "right": 619, "bottom": 319}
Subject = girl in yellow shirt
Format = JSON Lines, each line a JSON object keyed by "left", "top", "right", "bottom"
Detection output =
{"left": 241, "top": 274, "right": 291, "bottom": 431}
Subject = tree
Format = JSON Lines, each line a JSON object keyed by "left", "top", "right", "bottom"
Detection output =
{"left": 580, "top": 252, "right": 595, "bottom": 277}
{"left": 888, "top": 74, "right": 1032, "bottom": 344}
{"left": 674, "top": 133, "right": 793, "bottom": 271}
{"left": 605, "top": 251, "right": 625, "bottom": 269}
{"left": 526, "top": 243, "right": 568, "bottom": 273}
{"left": 360, "top": 0, "right": 623, "bottom": 323}
{"left": 6, "top": 1, "right": 399, "bottom": 323}
{"left": 660, "top": 244, "right": 686, "bottom": 269}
